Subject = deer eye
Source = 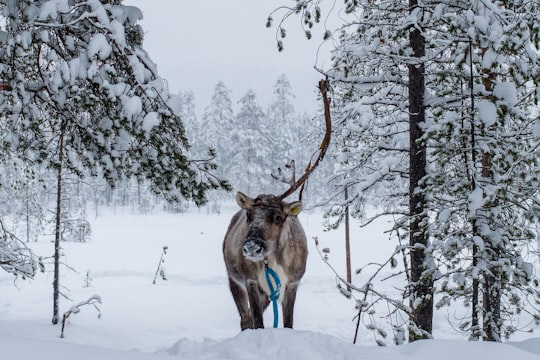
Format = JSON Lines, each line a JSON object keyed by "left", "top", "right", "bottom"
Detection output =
{"left": 246, "top": 210, "right": 253, "bottom": 222}
{"left": 273, "top": 213, "right": 283, "bottom": 224}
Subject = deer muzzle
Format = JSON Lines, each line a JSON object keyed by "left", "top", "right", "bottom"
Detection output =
{"left": 242, "top": 238, "right": 266, "bottom": 262}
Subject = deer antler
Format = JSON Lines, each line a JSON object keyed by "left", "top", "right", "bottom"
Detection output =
{"left": 277, "top": 78, "right": 332, "bottom": 201}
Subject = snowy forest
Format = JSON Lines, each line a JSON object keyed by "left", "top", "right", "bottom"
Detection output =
{"left": 1, "top": 0, "right": 540, "bottom": 355}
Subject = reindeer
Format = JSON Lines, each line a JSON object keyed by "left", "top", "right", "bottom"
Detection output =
{"left": 222, "top": 79, "right": 332, "bottom": 330}
{"left": 222, "top": 191, "right": 307, "bottom": 329}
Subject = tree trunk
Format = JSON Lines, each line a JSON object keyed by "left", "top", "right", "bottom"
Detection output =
{"left": 468, "top": 42, "right": 481, "bottom": 340}
{"left": 408, "top": 0, "right": 433, "bottom": 341}
{"left": 481, "top": 145, "right": 501, "bottom": 341}
{"left": 25, "top": 188, "right": 30, "bottom": 242}
{"left": 479, "top": 49, "right": 501, "bottom": 341}
{"left": 52, "top": 129, "right": 65, "bottom": 325}
{"left": 344, "top": 184, "right": 351, "bottom": 292}
{"left": 471, "top": 242, "right": 480, "bottom": 338}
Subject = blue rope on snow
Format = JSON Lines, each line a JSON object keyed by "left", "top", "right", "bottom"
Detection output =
{"left": 264, "top": 263, "right": 281, "bottom": 328}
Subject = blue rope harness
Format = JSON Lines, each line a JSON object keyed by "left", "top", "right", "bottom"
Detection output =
{"left": 264, "top": 261, "right": 281, "bottom": 328}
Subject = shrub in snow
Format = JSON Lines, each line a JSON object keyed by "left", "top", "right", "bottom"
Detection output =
{"left": 153, "top": 246, "right": 168, "bottom": 284}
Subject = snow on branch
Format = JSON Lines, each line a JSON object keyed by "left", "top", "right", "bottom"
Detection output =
{"left": 0, "top": 219, "right": 42, "bottom": 279}
{"left": 60, "top": 295, "right": 102, "bottom": 339}
{"left": 0, "top": 1, "right": 229, "bottom": 206}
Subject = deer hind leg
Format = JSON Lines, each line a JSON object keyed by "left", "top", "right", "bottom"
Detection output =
{"left": 282, "top": 282, "right": 299, "bottom": 328}
{"left": 228, "top": 277, "right": 252, "bottom": 330}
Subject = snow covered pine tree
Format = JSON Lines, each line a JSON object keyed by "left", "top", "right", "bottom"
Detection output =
{"left": 270, "top": 0, "right": 540, "bottom": 343}
{"left": 0, "top": 0, "right": 229, "bottom": 324}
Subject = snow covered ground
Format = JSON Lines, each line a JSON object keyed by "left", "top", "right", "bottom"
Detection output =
{"left": 1, "top": 201, "right": 540, "bottom": 359}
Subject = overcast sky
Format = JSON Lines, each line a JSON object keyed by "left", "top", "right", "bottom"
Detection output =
{"left": 126, "top": 0, "right": 335, "bottom": 116}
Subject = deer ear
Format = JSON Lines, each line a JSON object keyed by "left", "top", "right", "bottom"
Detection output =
{"left": 236, "top": 192, "right": 254, "bottom": 209}
{"left": 284, "top": 201, "right": 302, "bottom": 217}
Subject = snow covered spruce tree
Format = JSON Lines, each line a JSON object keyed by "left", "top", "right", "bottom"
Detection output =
{"left": 0, "top": 164, "right": 43, "bottom": 279}
{"left": 229, "top": 89, "right": 273, "bottom": 195}
{"left": 0, "top": 0, "right": 228, "bottom": 324}
{"left": 272, "top": 0, "right": 540, "bottom": 343}
{"left": 198, "top": 81, "right": 235, "bottom": 197}
{"left": 0, "top": 159, "right": 47, "bottom": 243}
{"left": 266, "top": 74, "right": 321, "bottom": 199}
{"left": 179, "top": 91, "right": 199, "bottom": 155}
{"left": 423, "top": 0, "right": 540, "bottom": 341}
{"left": 267, "top": 74, "right": 298, "bottom": 162}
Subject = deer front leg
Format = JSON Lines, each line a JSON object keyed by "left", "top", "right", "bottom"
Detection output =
{"left": 246, "top": 280, "right": 265, "bottom": 329}
{"left": 227, "top": 277, "right": 252, "bottom": 330}
{"left": 282, "top": 282, "right": 299, "bottom": 328}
